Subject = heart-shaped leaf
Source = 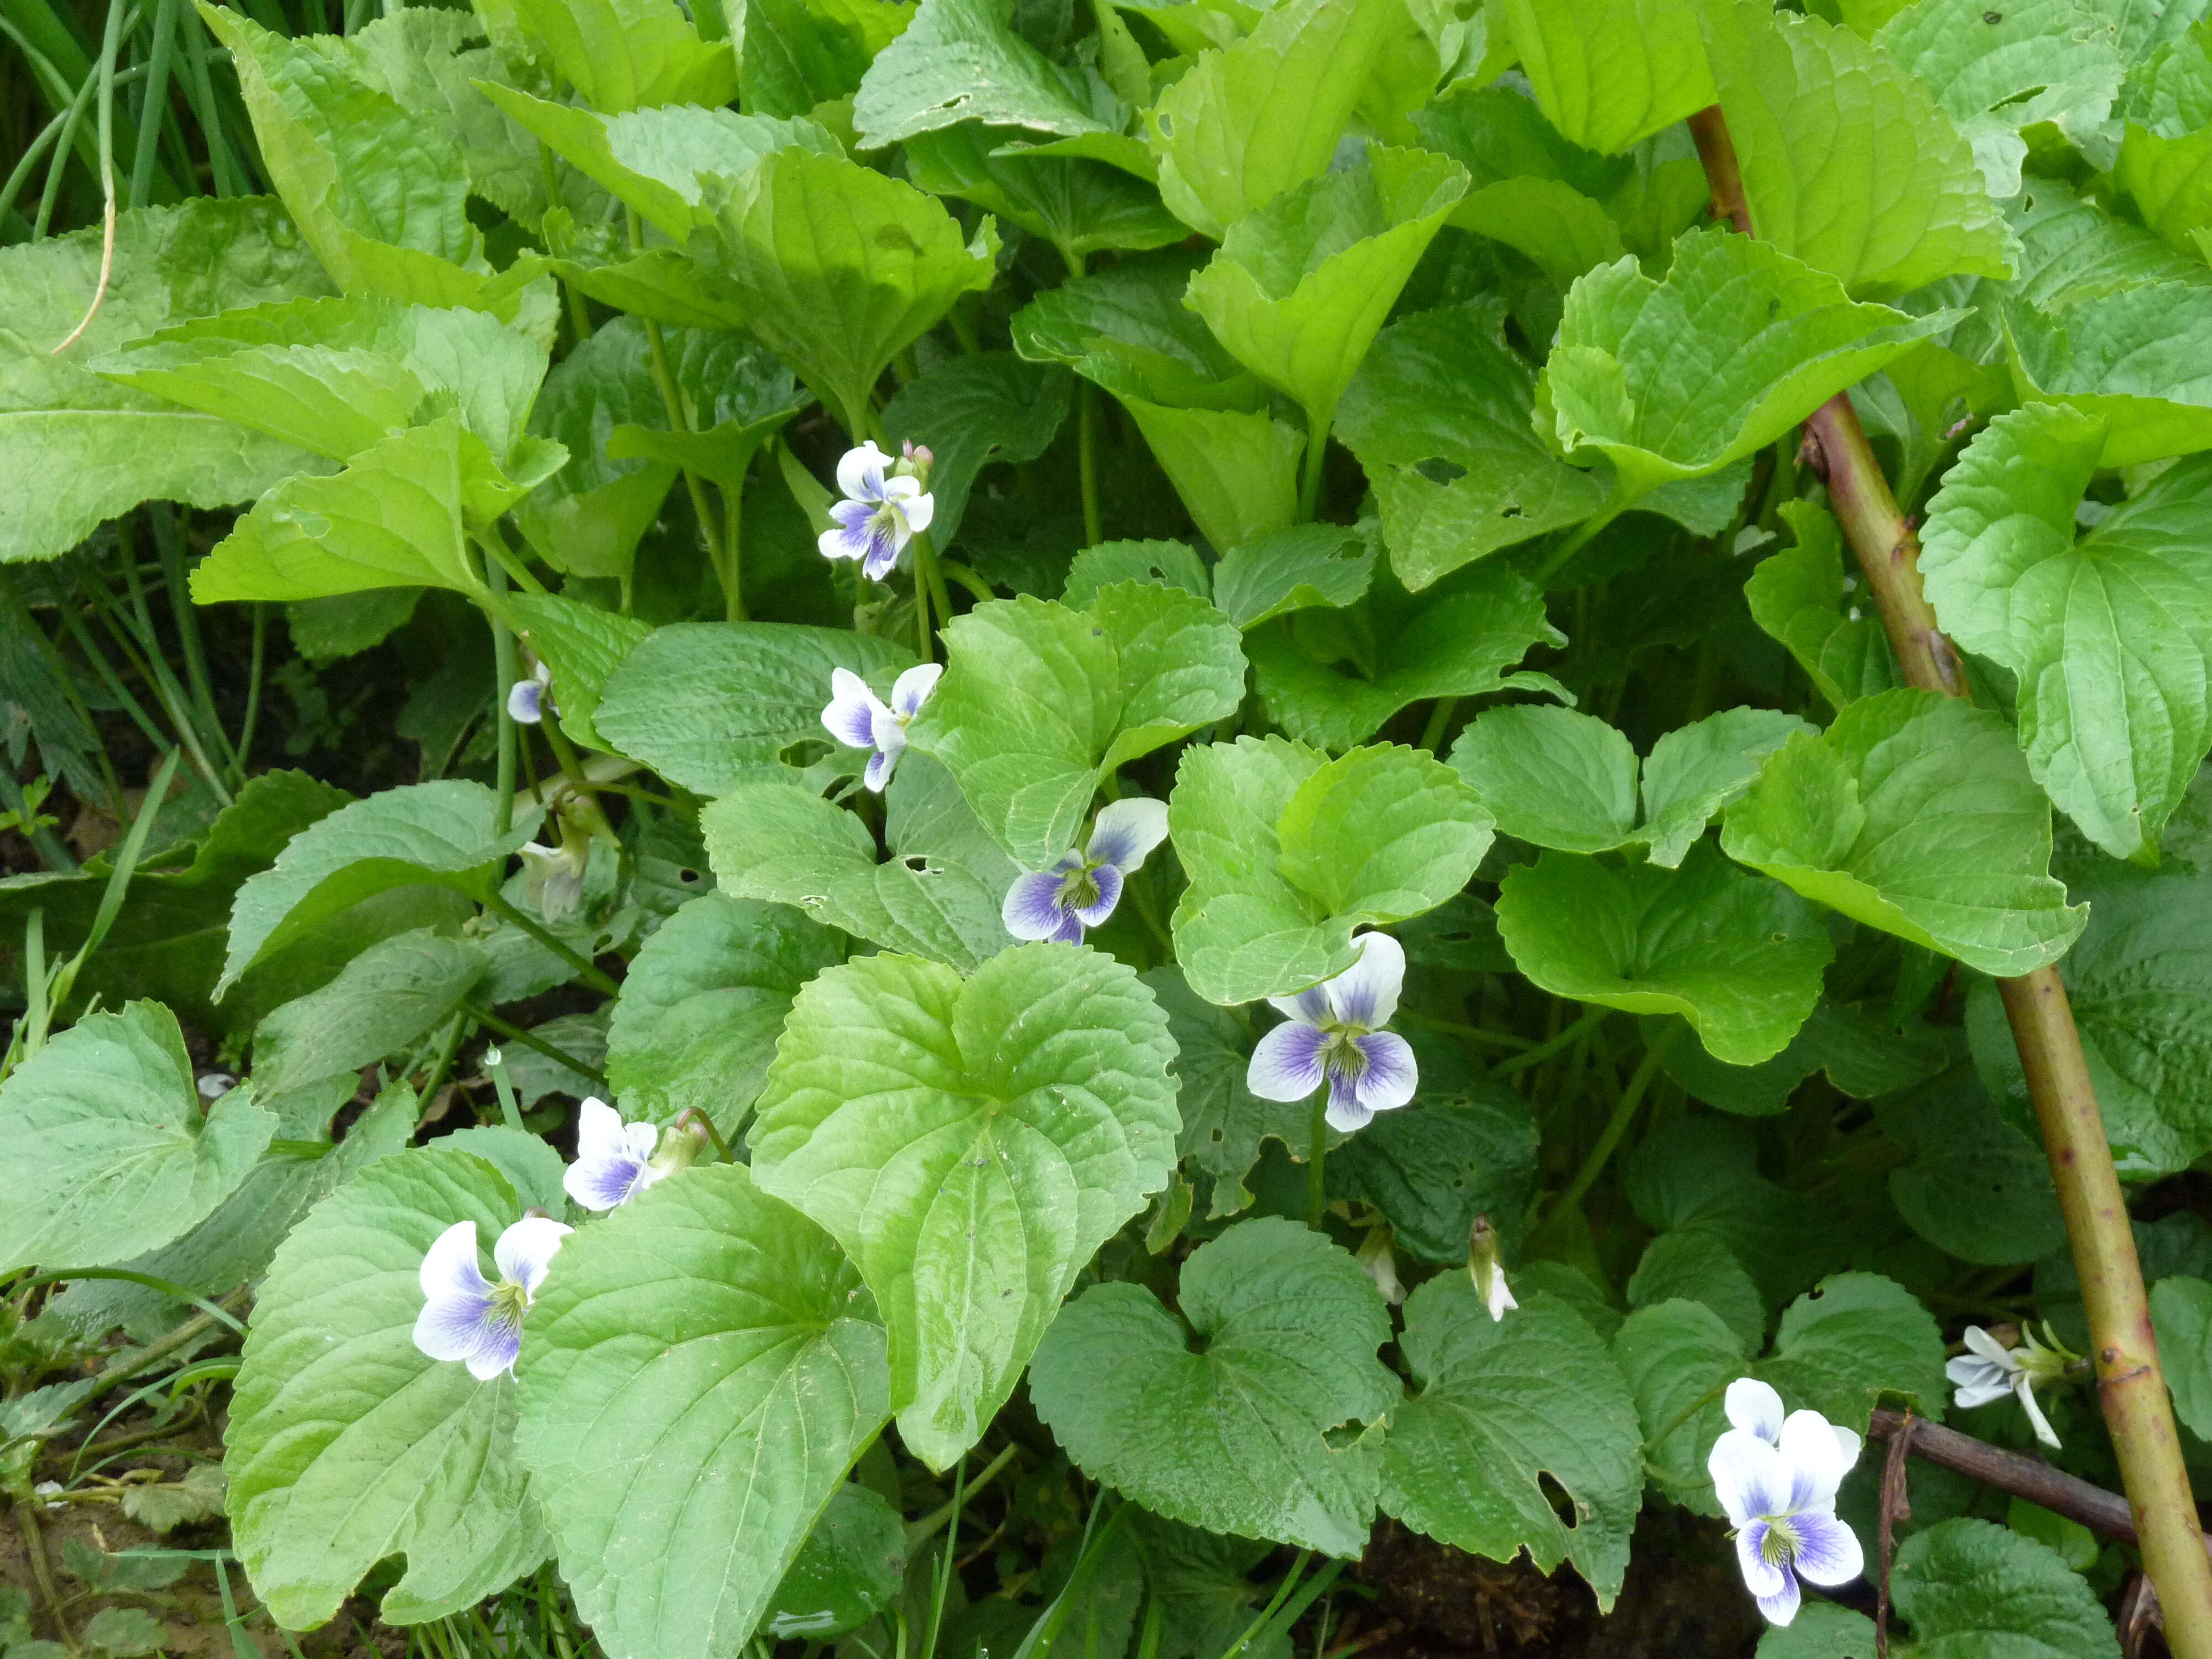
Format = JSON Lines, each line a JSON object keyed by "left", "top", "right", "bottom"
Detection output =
{"left": 750, "top": 942, "right": 1178, "bottom": 1467}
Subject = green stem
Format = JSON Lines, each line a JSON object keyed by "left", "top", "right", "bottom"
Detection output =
{"left": 126, "top": 0, "right": 176, "bottom": 210}
{"left": 484, "top": 551, "right": 518, "bottom": 838}
{"left": 1299, "top": 410, "right": 1330, "bottom": 522}
{"left": 1542, "top": 1028, "right": 1676, "bottom": 1231}
{"left": 1532, "top": 497, "right": 1627, "bottom": 588}
{"left": 719, "top": 453, "right": 749, "bottom": 621}
{"left": 1486, "top": 1005, "right": 1606, "bottom": 1082}
{"left": 1416, "top": 696, "right": 1457, "bottom": 754}
{"left": 482, "top": 892, "right": 622, "bottom": 997}
{"left": 907, "top": 1443, "right": 1020, "bottom": 1545}
{"left": 1306, "top": 1092, "right": 1327, "bottom": 1230}
{"left": 462, "top": 999, "right": 608, "bottom": 1089}
{"left": 234, "top": 603, "right": 267, "bottom": 777}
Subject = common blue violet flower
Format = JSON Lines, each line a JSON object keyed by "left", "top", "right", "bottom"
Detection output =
{"left": 1001, "top": 797, "right": 1170, "bottom": 943}
{"left": 1708, "top": 1379, "right": 1864, "bottom": 1626}
{"left": 412, "top": 1216, "right": 571, "bottom": 1380}
{"left": 818, "top": 441, "right": 934, "bottom": 580}
{"left": 1245, "top": 931, "right": 1418, "bottom": 1133}
{"left": 821, "top": 663, "right": 942, "bottom": 791}
{"left": 563, "top": 1097, "right": 662, "bottom": 1213}
{"left": 507, "top": 658, "right": 553, "bottom": 724}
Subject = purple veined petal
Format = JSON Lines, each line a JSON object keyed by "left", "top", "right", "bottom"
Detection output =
{"left": 1004, "top": 869, "right": 1074, "bottom": 941}
{"left": 1326, "top": 931, "right": 1405, "bottom": 1029}
{"left": 1708, "top": 1428, "right": 1790, "bottom": 1529}
{"left": 1248, "top": 1019, "right": 1328, "bottom": 1102}
{"left": 564, "top": 1100, "right": 656, "bottom": 1213}
{"left": 1324, "top": 1077, "right": 1374, "bottom": 1134}
{"left": 819, "top": 502, "right": 877, "bottom": 564}
{"left": 420, "top": 1220, "right": 492, "bottom": 1306}
{"left": 1787, "top": 1510, "right": 1864, "bottom": 1588}
{"left": 413, "top": 1284, "right": 500, "bottom": 1369}
{"left": 891, "top": 662, "right": 943, "bottom": 720}
{"left": 506, "top": 679, "right": 546, "bottom": 724}
{"left": 1266, "top": 986, "right": 1333, "bottom": 1025}
{"left": 1350, "top": 1030, "right": 1417, "bottom": 1113}
{"left": 898, "top": 489, "right": 935, "bottom": 535}
{"left": 864, "top": 745, "right": 898, "bottom": 792}
{"left": 1734, "top": 1521, "right": 1790, "bottom": 1600}
{"left": 1725, "top": 1377, "right": 1787, "bottom": 1444}
{"left": 1753, "top": 1567, "right": 1801, "bottom": 1627}
{"left": 1087, "top": 797, "right": 1170, "bottom": 873}
{"left": 837, "top": 441, "right": 893, "bottom": 503}
{"left": 1778, "top": 1410, "right": 1857, "bottom": 1511}
{"left": 862, "top": 521, "right": 904, "bottom": 582}
{"left": 464, "top": 1317, "right": 524, "bottom": 1381}
{"left": 493, "top": 1217, "right": 572, "bottom": 1297}
{"left": 1068, "top": 861, "right": 1124, "bottom": 927}
{"left": 822, "top": 668, "right": 887, "bottom": 749}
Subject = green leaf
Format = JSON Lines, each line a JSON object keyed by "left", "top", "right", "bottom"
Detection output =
{"left": 1337, "top": 299, "right": 1607, "bottom": 589}
{"left": 1245, "top": 563, "right": 1563, "bottom": 753}
{"left": 117, "top": 1464, "right": 229, "bottom": 1535}
{"left": 1145, "top": 0, "right": 1411, "bottom": 239}
{"left": 1745, "top": 500, "right": 1902, "bottom": 711}
{"left": 226, "top": 1145, "right": 547, "bottom": 1627}
{"left": 1143, "top": 967, "right": 1320, "bottom": 1219}
{"left": 0, "top": 1003, "right": 276, "bottom": 1275}
{"left": 853, "top": 0, "right": 1117, "bottom": 148}
{"left": 252, "top": 928, "right": 487, "bottom": 1098}
{"left": 1030, "top": 1217, "right": 1396, "bottom": 1555}
{"left": 1011, "top": 249, "right": 1253, "bottom": 410}
{"left": 1065, "top": 539, "right": 1212, "bottom": 609}
{"left": 1874, "top": 0, "right": 2123, "bottom": 201}
{"left": 220, "top": 780, "right": 540, "bottom": 995}
{"left": 2152, "top": 1276, "right": 2212, "bottom": 1439}
{"left": 751, "top": 943, "right": 1179, "bottom": 1467}
{"left": 696, "top": 148, "right": 999, "bottom": 437}
{"left": 1889, "top": 1519, "right": 2122, "bottom": 1659}
{"left": 1496, "top": 0, "right": 1713, "bottom": 153}
{"left": 903, "top": 127, "right": 1187, "bottom": 265}
{"left": 1210, "top": 525, "right": 1373, "bottom": 629}
{"left": 1758, "top": 1272, "right": 1948, "bottom": 1434}
{"left": 1968, "top": 860, "right": 2212, "bottom": 1177}
{"left": 199, "top": 7, "right": 521, "bottom": 310}
{"left": 595, "top": 621, "right": 917, "bottom": 796}
{"left": 1639, "top": 709, "right": 1821, "bottom": 868}
{"left": 0, "top": 200, "right": 335, "bottom": 564}
{"left": 1384, "top": 1286, "right": 1646, "bottom": 1606}
{"left": 1326, "top": 1089, "right": 1539, "bottom": 1265}
{"left": 1185, "top": 145, "right": 1468, "bottom": 437}
{"left": 515, "top": 1165, "right": 889, "bottom": 1659}
{"left": 1117, "top": 401, "right": 1307, "bottom": 555}
{"left": 605, "top": 893, "right": 845, "bottom": 1133}
{"left": 910, "top": 583, "right": 1246, "bottom": 867}
{"left": 1170, "top": 738, "right": 1494, "bottom": 1006}
{"left": 1611, "top": 1298, "right": 1743, "bottom": 1516}
{"left": 1625, "top": 1117, "right": 1840, "bottom": 1306}
{"left": 1879, "top": 1063, "right": 2065, "bottom": 1266}
{"left": 762, "top": 1486, "right": 909, "bottom": 1641}
{"left": 701, "top": 756, "right": 1020, "bottom": 971}
{"left": 1647, "top": 999, "right": 1950, "bottom": 1118}
{"left": 96, "top": 293, "right": 548, "bottom": 468}
{"left": 497, "top": 592, "right": 654, "bottom": 752}
{"left": 1450, "top": 175, "right": 1627, "bottom": 288}
{"left": 880, "top": 352, "right": 1074, "bottom": 549}
{"left": 1720, "top": 689, "right": 2086, "bottom": 978}
{"left": 482, "top": 88, "right": 834, "bottom": 241}
{"left": 1921, "top": 403, "right": 2212, "bottom": 861}
{"left": 732, "top": 0, "right": 915, "bottom": 118}
{"left": 507, "top": 0, "right": 736, "bottom": 110}
{"left": 191, "top": 416, "right": 517, "bottom": 604}
{"left": 1627, "top": 1231, "right": 1765, "bottom": 1353}
{"left": 1493, "top": 844, "right": 1832, "bottom": 1066}
{"left": 1541, "top": 228, "right": 1958, "bottom": 504}
{"left": 2002, "top": 284, "right": 2212, "bottom": 467}
{"left": 1755, "top": 1605, "right": 1877, "bottom": 1658}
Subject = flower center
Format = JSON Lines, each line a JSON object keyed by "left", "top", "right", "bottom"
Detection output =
{"left": 488, "top": 1278, "right": 531, "bottom": 1329}
{"left": 870, "top": 500, "right": 907, "bottom": 539}
{"left": 1320, "top": 1029, "right": 1369, "bottom": 1080}
{"left": 1759, "top": 1517, "right": 1799, "bottom": 1567}
{"left": 1055, "top": 861, "right": 1103, "bottom": 910}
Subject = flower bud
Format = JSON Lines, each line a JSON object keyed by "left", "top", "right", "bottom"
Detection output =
{"left": 1468, "top": 1214, "right": 1515, "bottom": 1322}
{"left": 894, "top": 437, "right": 934, "bottom": 490}
{"left": 650, "top": 1114, "right": 716, "bottom": 1178}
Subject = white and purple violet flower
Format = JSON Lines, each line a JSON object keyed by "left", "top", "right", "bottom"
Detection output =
{"left": 412, "top": 1216, "right": 571, "bottom": 1380}
{"left": 818, "top": 441, "right": 935, "bottom": 581}
{"left": 1708, "top": 1379, "right": 1865, "bottom": 1626}
{"left": 1003, "top": 798, "right": 1170, "bottom": 943}
{"left": 562, "top": 1097, "right": 662, "bottom": 1213}
{"left": 507, "top": 657, "right": 554, "bottom": 724}
{"left": 1245, "top": 931, "right": 1418, "bottom": 1133}
{"left": 821, "top": 663, "right": 943, "bottom": 791}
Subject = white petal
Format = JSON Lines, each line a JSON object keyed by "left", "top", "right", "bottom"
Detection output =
{"left": 573, "top": 1098, "right": 627, "bottom": 1164}
{"left": 891, "top": 662, "right": 943, "bottom": 719}
{"left": 1963, "top": 1326, "right": 2021, "bottom": 1373}
{"left": 2017, "top": 1376, "right": 2063, "bottom": 1449}
{"left": 1789, "top": 1511, "right": 1864, "bottom": 1588}
{"left": 1754, "top": 1569, "right": 1801, "bottom": 1627}
{"left": 1247, "top": 1019, "right": 1329, "bottom": 1102}
{"left": 822, "top": 669, "right": 887, "bottom": 749}
{"left": 899, "top": 489, "right": 936, "bottom": 535}
{"left": 1725, "top": 1377, "right": 1787, "bottom": 1444}
{"left": 880, "top": 474, "right": 923, "bottom": 502}
{"left": 414, "top": 1287, "right": 497, "bottom": 1367}
{"left": 837, "top": 441, "right": 892, "bottom": 502}
{"left": 1087, "top": 796, "right": 1170, "bottom": 872}
{"left": 1708, "top": 1429, "right": 1790, "bottom": 1528}
{"left": 420, "top": 1220, "right": 490, "bottom": 1306}
{"left": 1486, "top": 1271, "right": 1516, "bottom": 1322}
{"left": 494, "top": 1217, "right": 572, "bottom": 1296}
{"left": 1778, "top": 1410, "right": 1858, "bottom": 1510}
{"left": 1326, "top": 931, "right": 1405, "bottom": 1027}
{"left": 1003, "top": 870, "right": 1074, "bottom": 941}
{"left": 1735, "top": 1523, "right": 1789, "bottom": 1599}
{"left": 1349, "top": 1031, "right": 1418, "bottom": 1112}
{"left": 1267, "top": 986, "right": 1333, "bottom": 1024}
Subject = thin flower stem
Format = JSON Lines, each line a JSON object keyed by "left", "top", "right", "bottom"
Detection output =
{"left": 482, "top": 893, "right": 622, "bottom": 996}
{"left": 1307, "top": 1093, "right": 1327, "bottom": 1231}
{"left": 234, "top": 602, "right": 267, "bottom": 776}
{"left": 1689, "top": 100, "right": 2212, "bottom": 1655}
{"left": 1542, "top": 1027, "right": 1675, "bottom": 1232}
{"left": 1299, "top": 412, "right": 1330, "bottom": 521}
{"left": 1486, "top": 1005, "right": 1606, "bottom": 1081}
{"left": 1416, "top": 696, "right": 1457, "bottom": 754}
{"left": 465, "top": 1000, "right": 608, "bottom": 1089}
{"left": 908, "top": 1443, "right": 1020, "bottom": 1545}
{"left": 483, "top": 550, "right": 519, "bottom": 838}
{"left": 1532, "top": 494, "right": 1626, "bottom": 587}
